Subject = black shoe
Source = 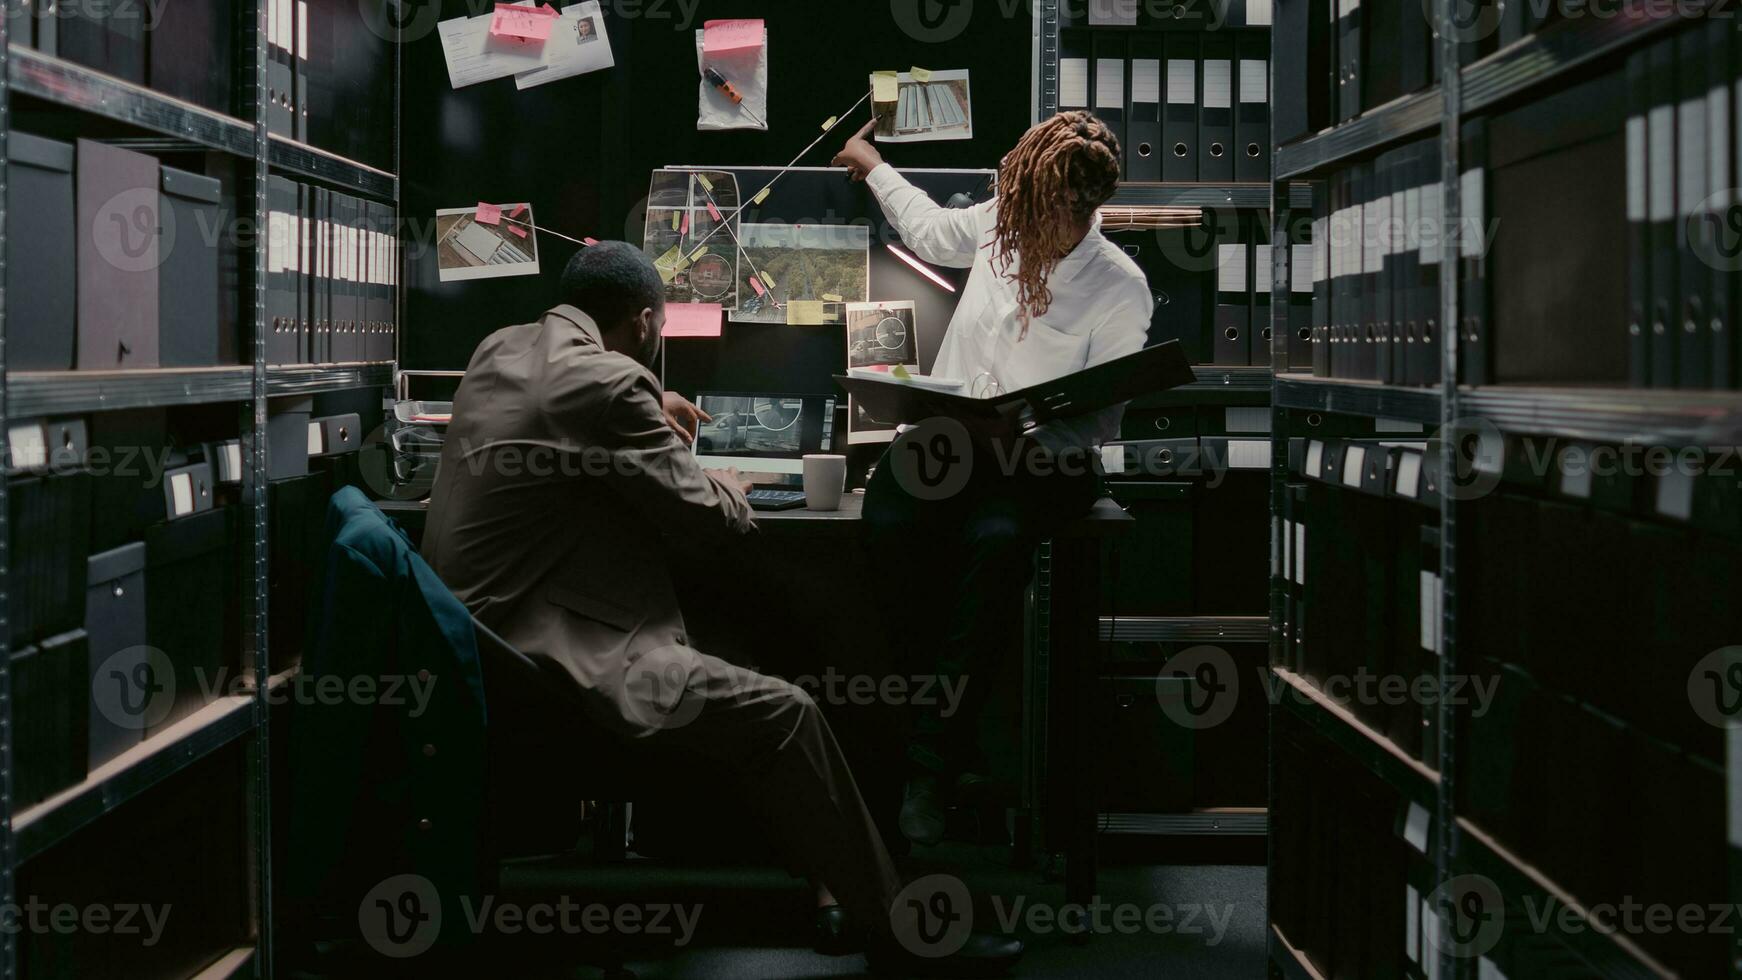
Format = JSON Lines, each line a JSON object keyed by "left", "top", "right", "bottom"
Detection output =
{"left": 814, "top": 904, "right": 855, "bottom": 956}
{"left": 866, "top": 932, "right": 1025, "bottom": 978}
{"left": 899, "top": 774, "right": 947, "bottom": 846}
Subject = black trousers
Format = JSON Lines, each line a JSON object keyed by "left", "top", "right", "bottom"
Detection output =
{"left": 862, "top": 434, "right": 1101, "bottom": 778}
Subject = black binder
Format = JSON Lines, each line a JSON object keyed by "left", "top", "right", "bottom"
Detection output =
{"left": 1672, "top": 24, "right": 1714, "bottom": 389}
{"left": 76, "top": 139, "right": 159, "bottom": 369}
{"left": 1627, "top": 47, "right": 1652, "bottom": 387}
{"left": 1678, "top": 27, "right": 1710, "bottom": 388}
{"left": 1200, "top": 34, "right": 1235, "bottom": 181}
{"left": 266, "top": 176, "right": 294, "bottom": 365}
{"left": 1060, "top": 30, "right": 1091, "bottom": 114}
{"left": 1399, "top": 0, "right": 1433, "bottom": 95}
{"left": 269, "top": 0, "right": 295, "bottom": 136}
{"left": 158, "top": 167, "right": 225, "bottom": 368}
{"left": 1458, "top": 118, "right": 1489, "bottom": 386}
{"left": 1356, "top": 160, "right": 1378, "bottom": 381}
{"left": 145, "top": 507, "right": 237, "bottom": 734}
{"left": 1128, "top": 39, "right": 1163, "bottom": 181}
{"left": 1312, "top": 203, "right": 1330, "bottom": 377}
{"left": 1093, "top": 34, "right": 1127, "bottom": 171}
{"left": 86, "top": 543, "right": 148, "bottom": 769}
{"left": 1274, "top": 0, "right": 1331, "bottom": 146}
{"left": 834, "top": 340, "right": 1196, "bottom": 433}
{"left": 1363, "top": 0, "right": 1402, "bottom": 112}
{"left": 1214, "top": 230, "right": 1249, "bottom": 365}
{"left": 1164, "top": 35, "right": 1199, "bottom": 181}
{"left": 1335, "top": 0, "right": 1360, "bottom": 122}
{"left": 1252, "top": 238, "right": 1273, "bottom": 366}
{"left": 1648, "top": 37, "right": 1679, "bottom": 387}
{"left": 1715, "top": 16, "right": 1737, "bottom": 390}
{"left": 1235, "top": 33, "right": 1270, "bottom": 182}
{"left": 294, "top": 0, "right": 311, "bottom": 142}
{"left": 148, "top": 0, "right": 234, "bottom": 113}
{"left": 8, "top": 132, "right": 76, "bottom": 371}
{"left": 6, "top": 0, "right": 32, "bottom": 49}
{"left": 1289, "top": 212, "right": 1314, "bottom": 370}
{"left": 1372, "top": 149, "right": 1395, "bottom": 384}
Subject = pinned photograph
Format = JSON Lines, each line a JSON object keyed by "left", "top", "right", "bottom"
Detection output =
{"left": 436, "top": 204, "right": 540, "bottom": 282}
{"left": 642, "top": 169, "right": 742, "bottom": 308}
{"left": 733, "top": 223, "right": 870, "bottom": 325}
{"left": 847, "top": 397, "right": 904, "bottom": 445}
{"left": 869, "top": 69, "right": 973, "bottom": 143}
{"left": 846, "top": 301, "right": 918, "bottom": 368}
{"left": 514, "top": 1, "right": 615, "bottom": 89}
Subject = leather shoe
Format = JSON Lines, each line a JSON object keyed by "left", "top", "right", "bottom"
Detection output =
{"left": 866, "top": 931, "right": 1025, "bottom": 977}
{"left": 898, "top": 774, "right": 947, "bottom": 846}
{"left": 813, "top": 904, "right": 855, "bottom": 956}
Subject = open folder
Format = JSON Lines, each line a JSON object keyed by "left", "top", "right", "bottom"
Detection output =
{"left": 835, "top": 340, "right": 1196, "bottom": 435}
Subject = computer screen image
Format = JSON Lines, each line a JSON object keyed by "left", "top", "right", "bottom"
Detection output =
{"left": 693, "top": 392, "right": 837, "bottom": 476}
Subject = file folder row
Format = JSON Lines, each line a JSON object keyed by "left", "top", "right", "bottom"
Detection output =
{"left": 8, "top": 134, "right": 235, "bottom": 372}
{"left": 1619, "top": 24, "right": 1742, "bottom": 389}
{"left": 1302, "top": 136, "right": 1443, "bottom": 385}
{"left": 1459, "top": 656, "right": 1725, "bottom": 980}
{"left": 1273, "top": 718, "right": 1439, "bottom": 980}
{"left": 266, "top": 176, "right": 400, "bottom": 366}
{"left": 1060, "top": 29, "right": 1271, "bottom": 182}
{"left": 267, "top": 0, "right": 397, "bottom": 166}
{"left": 1272, "top": 0, "right": 1435, "bottom": 146}
{"left": 6, "top": 0, "right": 234, "bottom": 113}
{"left": 1282, "top": 438, "right": 1440, "bottom": 764}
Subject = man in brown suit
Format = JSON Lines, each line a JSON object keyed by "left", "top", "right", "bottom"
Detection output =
{"left": 421, "top": 242, "right": 1021, "bottom": 975}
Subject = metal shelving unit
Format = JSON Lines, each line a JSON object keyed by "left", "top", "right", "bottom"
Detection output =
{"left": 9, "top": 45, "right": 256, "bottom": 157}
{"left": 1273, "top": 86, "right": 1441, "bottom": 181}
{"left": 0, "top": 5, "right": 399, "bottom": 975}
{"left": 1274, "top": 374, "right": 1444, "bottom": 425}
{"left": 1110, "top": 182, "right": 1314, "bottom": 209}
{"left": 1268, "top": 4, "right": 1726, "bottom": 979}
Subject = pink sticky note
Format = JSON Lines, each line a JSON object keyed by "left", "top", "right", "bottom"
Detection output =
{"left": 706, "top": 201, "right": 723, "bottom": 222}
{"left": 475, "top": 202, "right": 502, "bottom": 226}
{"left": 703, "top": 18, "right": 763, "bottom": 53}
{"left": 663, "top": 302, "right": 723, "bottom": 338}
{"left": 583, "top": 236, "right": 600, "bottom": 246}
{"left": 490, "top": 3, "right": 558, "bottom": 41}
{"left": 506, "top": 223, "right": 529, "bottom": 239}
{"left": 747, "top": 275, "right": 766, "bottom": 297}
{"left": 509, "top": 202, "right": 527, "bottom": 218}
{"left": 681, "top": 212, "right": 691, "bottom": 235}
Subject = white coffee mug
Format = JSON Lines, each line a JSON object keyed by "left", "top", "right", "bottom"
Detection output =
{"left": 802, "top": 454, "right": 848, "bottom": 510}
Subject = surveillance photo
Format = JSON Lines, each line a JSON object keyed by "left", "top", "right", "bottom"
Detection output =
{"left": 696, "top": 395, "right": 811, "bottom": 456}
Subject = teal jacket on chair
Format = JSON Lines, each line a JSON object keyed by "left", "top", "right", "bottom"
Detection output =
{"left": 286, "top": 484, "right": 488, "bottom": 954}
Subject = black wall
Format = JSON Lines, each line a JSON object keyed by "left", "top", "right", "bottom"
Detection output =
{"left": 401, "top": 0, "right": 1035, "bottom": 388}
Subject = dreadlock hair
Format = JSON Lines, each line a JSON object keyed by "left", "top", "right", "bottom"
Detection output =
{"left": 991, "top": 111, "right": 1122, "bottom": 336}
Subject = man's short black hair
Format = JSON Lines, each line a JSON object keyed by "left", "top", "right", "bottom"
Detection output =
{"left": 560, "top": 241, "right": 664, "bottom": 330}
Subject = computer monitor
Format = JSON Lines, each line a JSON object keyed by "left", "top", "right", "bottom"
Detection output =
{"left": 692, "top": 392, "right": 838, "bottom": 479}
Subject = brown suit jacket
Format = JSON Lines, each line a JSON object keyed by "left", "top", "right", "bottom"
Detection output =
{"left": 421, "top": 306, "right": 754, "bottom": 734}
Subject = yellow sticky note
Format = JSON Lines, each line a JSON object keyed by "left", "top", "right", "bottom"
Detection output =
{"left": 759, "top": 271, "right": 776, "bottom": 288}
{"left": 821, "top": 115, "right": 838, "bottom": 131}
{"left": 654, "top": 245, "right": 681, "bottom": 283}
{"left": 695, "top": 172, "right": 714, "bottom": 192}
{"left": 670, "top": 211, "right": 681, "bottom": 231}
{"left": 892, "top": 364, "right": 913, "bottom": 380}
{"left": 822, "top": 293, "right": 843, "bottom": 303}
{"left": 689, "top": 246, "right": 707, "bottom": 263}
{"left": 753, "top": 186, "right": 771, "bottom": 205}
{"left": 872, "top": 71, "right": 898, "bottom": 103}
{"left": 786, "top": 301, "right": 828, "bottom": 326}
{"left": 910, "top": 66, "right": 933, "bottom": 83}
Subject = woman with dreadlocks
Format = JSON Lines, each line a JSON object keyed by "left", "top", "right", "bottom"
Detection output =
{"left": 833, "top": 111, "right": 1153, "bottom": 847}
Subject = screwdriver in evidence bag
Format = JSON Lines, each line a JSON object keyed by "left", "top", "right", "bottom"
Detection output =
{"left": 704, "top": 66, "right": 766, "bottom": 128}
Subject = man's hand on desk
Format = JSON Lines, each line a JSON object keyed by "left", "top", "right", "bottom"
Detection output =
{"left": 662, "top": 391, "right": 711, "bottom": 445}
{"left": 831, "top": 120, "right": 883, "bottom": 181}
{"left": 705, "top": 467, "right": 753, "bottom": 496}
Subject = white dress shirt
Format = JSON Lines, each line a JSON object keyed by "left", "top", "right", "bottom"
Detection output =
{"left": 866, "top": 163, "right": 1153, "bottom": 454}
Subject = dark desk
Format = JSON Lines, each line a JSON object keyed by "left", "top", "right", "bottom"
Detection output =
{"left": 380, "top": 490, "right": 1132, "bottom": 907}
{"left": 756, "top": 491, "right": 1135, "bottom": 911}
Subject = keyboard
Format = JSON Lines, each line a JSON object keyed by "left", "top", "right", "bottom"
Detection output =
{"left": 746, "top": 489, "right": 807, "bottom": 511}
